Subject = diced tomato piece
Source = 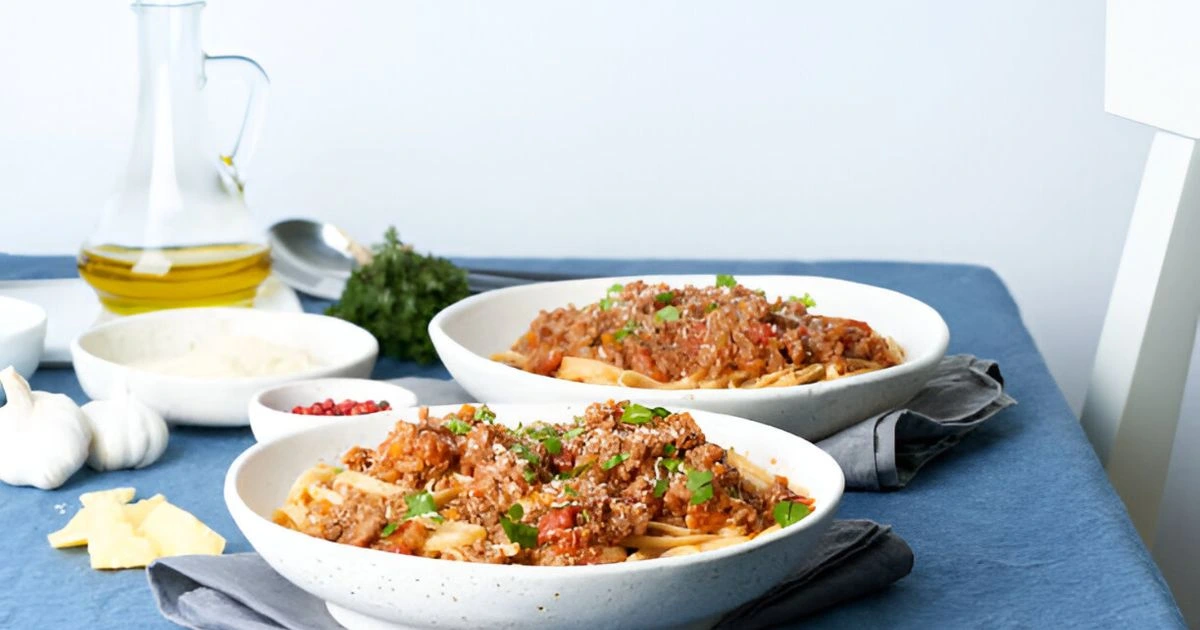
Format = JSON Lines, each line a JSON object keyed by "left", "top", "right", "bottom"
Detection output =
{"left": 537, "top": 506, "right": 582, "bottom": 546}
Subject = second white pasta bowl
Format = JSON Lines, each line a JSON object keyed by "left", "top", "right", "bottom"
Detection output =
{"left": 429, "top": 275, "right": 949, "bottom": 440}
{"left": 225, "top": 403, "right": 844, "bottom": 629}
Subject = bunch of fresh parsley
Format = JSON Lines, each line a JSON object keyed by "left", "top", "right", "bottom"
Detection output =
{"left": 326, "top": 227, "right": 469, "bottom": 363}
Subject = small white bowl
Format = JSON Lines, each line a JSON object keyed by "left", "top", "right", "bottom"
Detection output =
{"left": 430, "top": 275, "right": 950, "bottom": 441}
{"left": 249, "top": 378, "right": 419, "bottom": 443}
{"left": 71, "top": 308, "right": 378, "bottom": 427}
{"left": 0, "top": 296, "right": 48, "bottom": 380}
{"left": 226, "top": 402, "right": 844, "bottom": 629}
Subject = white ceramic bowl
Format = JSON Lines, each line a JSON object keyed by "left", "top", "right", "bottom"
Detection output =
{"left": 429, "top": 275, "right": 950, "bottom": 441}
{"left": 225, "top": 403, "right": 844, "bottom": 630}
{"left": 249, "top": 378, "right": 419, "bottom": 443}
{"left": 71, "top": 308, "right": 378, "bottom": 426}
{"left": 0, "top": 296, "right": 48, "bottom": 380}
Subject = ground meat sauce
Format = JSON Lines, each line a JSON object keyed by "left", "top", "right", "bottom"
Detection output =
{"left": 503, "top": 278, "right": 902, "bottom": 386}
{"left": 278, "top": 401, "right": 813, "bottom": 566}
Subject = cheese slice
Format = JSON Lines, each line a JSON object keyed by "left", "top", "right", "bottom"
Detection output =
{"left": 47, "top": 494, "right": 166, "bottom": 549}
{"left": 88, "top": 520, "right": 158, "bottom": 570}
{"left": 80, "top": 487, "right": 136, "bottom": 508}
{"left": 139, "top": 503, "right": 226, "bottom": 557}
{"left": 47, "top": 508, "right": 92, "bottom": 548}
{"left": 124, "top": 495, "right": 167, "bottom": 526}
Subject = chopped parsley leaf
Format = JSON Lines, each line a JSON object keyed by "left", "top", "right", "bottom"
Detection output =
{"left": 613, "top": 320, "right": 638, "bottom": 342}
{"left": 773, "top": 500, "right": 812, "bottom": 528}
{"left": 620, "top": 403, "right": 655, "bottom": 425}
{"left": 474, "top": 405, "right": 496, "bottom": 423}
{"left": 403, "top": 491, "right": 443, "bottom": 522}
{"left": 602, "top": 452, "right": 630, "bottom": 470}
{"left": 607, "top": 283, "right": 624, "bottom": 294}
{"left": 789, "top": 293, "right": 817, "bottom": 308}
{"left": 379, "top": 522, "right": 398, "bottom": 537}
{"left": 555, "top": 460, "right": 593, "bottom": 480}
{"left": 500, "top": 505, "right": 538, "bottom": 549}
{"left": 599, "top": 296, "right": 615, "bottom": 311}
{"left": 542, "top": 436, "right": 563, "bottom": 455}
{"left": 564, "top": 485, "right": 578, "bottom": 497}
{"left": 651, "top": 406, "right": 670, "bottom": 418}
{"left": 686, "top": 469, "right": 714, "bottom": 505}
{"left": 511, "top": 442, "right": 541, "bottom": 466}
{"left": 663, "top": 444, "right": 676, "bottom": 456}
{"left": 579, "top": 510, "right": 591, "bottom": 524}
{"left": 655, "top": 291, "right": 675, "bottom": 304}
{"left": 653, "top": 478, "right": 669, "bottom": 498}
{"left": 655, "top": 305, "right": 680, "bottom": 322}
{"left": 706, "top": 302, "right": 719, "bottom": 313}
{"left": 563, "top": 427, "right": 586, "bottom": 440}
{"left": 716, "top": 274, "right": 737, "bottom": 288}
{"left": 661, "top": 458, "right": 682, "bottom": 473}
{"left": 332, "top": 466, "right": 345, "bottom": 474}
{"left": 522, "top": 469, "right": 537, "bottom": 483}
{"left": 444, "top": 418, "right": 472, "bottom": 435}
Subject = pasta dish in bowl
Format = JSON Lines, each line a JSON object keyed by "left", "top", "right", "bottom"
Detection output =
{"left": 225, "top": 402, "right": 843, "bottom": 629}
{"left": 493, "top": 277, "right": 904, "bottom": 390}
{"left": 429, "top": 275, "right": 949, "bottom": 441}
{"left": 273, "top": 401, "right": 813, "bottom": 565}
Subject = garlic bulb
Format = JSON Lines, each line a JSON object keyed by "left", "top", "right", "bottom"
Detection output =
{"left": 0, "top": 366, "right": 92, "bottom": 490}
{"left": 82, "top": 389, "right": 169, "bottom": 471}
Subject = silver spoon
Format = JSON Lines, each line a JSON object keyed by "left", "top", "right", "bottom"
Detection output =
{"left": 267, "top": 219, "right": 584, "bottom": 299}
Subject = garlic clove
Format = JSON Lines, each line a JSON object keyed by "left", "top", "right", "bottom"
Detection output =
{"left": 82, "top": 390, "right": 169, "bottom": 472}
{"left": 0, "top": 366, "right": 92, "bottom": 490}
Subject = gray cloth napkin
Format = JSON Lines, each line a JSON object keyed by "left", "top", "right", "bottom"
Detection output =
{"left": 147, "top": 519, "right": 912, "bottom": 630}
{"left": 816, "top": 354, "right": 1015, "bottom": 490}
{"left": 390, "top": 354, "right": 1015, "bottom": 492}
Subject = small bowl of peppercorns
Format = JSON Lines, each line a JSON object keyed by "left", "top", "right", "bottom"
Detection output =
{"left": 248, "top": 378, "right": 419, "bottom": 443}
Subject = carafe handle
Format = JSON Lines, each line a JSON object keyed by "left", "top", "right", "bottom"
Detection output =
{"left": 204, "top": 54, "right": 270, "bottom": 189}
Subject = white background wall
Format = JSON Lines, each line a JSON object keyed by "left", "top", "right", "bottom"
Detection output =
{"left": 1, "top": 0, "right": 1196, "bottom": 620}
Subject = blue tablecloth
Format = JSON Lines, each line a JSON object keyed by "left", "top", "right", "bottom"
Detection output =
{"left": 0, "top": 255, "right": 1184, "bottom": 629}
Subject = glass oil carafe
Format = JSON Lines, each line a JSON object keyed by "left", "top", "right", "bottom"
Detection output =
{"left": 79, "top": 0, "right": 271, "bottom": 315}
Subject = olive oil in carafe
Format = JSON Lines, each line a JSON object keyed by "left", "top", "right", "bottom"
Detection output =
{"left": 78, "top": 243, "right": 272, "bottom": 315}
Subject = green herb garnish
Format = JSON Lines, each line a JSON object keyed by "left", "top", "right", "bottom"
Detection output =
{"left": 599, "top": 297, "right": 615, "bottom": 311}
{"left": 564, "top": 485, "right": 578, "bottom": 497}
{"left": 500, "top": 504, "right": 538, "bottom": 549}
{"left": 556, "top": 461, "right": 593, "bottom": 480}
{"left": 542, "top": 436, "right": 563, "bottom": 455}
{"left": 653, "top": 478, "right": 669, "bottom": 498}
{"left": 379, "top": 522, "right": 398, "bottom": 537}
{"left": 655, "top": 305, "right": 680, "bottom": 322}
{"left": 332, "top": 466, "right": 345, "bottom": 474}
{"left": 715, "top": 274, "right": 737, "bottom": 288}
{"left": 444, "top": 418, "right": 472, "bottom": 435}
{"left": 655, "top": 291, "right": 675, "bottom": 304}
{"left": 563, "top": 427, "right": 586, "bottom": 440}
{"left": 788, "top": 293, "right": 817, "bottom": 308}
{"left": 602, "top": 452, "right": 630, "bottom": 470}
{"left": 326, "top": 227, "right": 469, "bottom": 363}
{"left": 773, "top": 500, "right": 812, "bottom": 528}
{"left": 474, "top": 405, "right": 496, "bottom": 423}
{"left": 686, "top": 469, "right": 714, "bottom": 505}
{"left": 404, "top": 491, "right": 443, "bottom": 522}
{"left": 613, "top": 320, "right": 638, "bottom": 342}
{"left": 706, "top": 302, "right": 719, "bottom": 313}
{"left": 522, "top": 469, "right": 537, "bottom": 483}
{"left": 663, "top": 444, "right": 676, "bottom": 456}
{"left": 607, "top": 283, "right": 624, "bottom": 294}
{"left": 511, "top": 442, "right": 541, "bottom": 466}
{"left": 661, "top": 458, "right": 682, "bottom": 473}
{"left": 621, "top": 403, "right": 655, "bottom": 425}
